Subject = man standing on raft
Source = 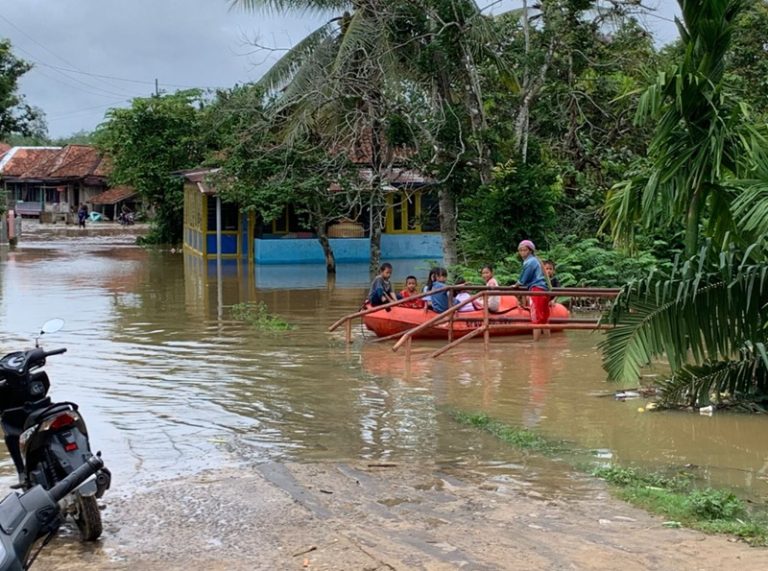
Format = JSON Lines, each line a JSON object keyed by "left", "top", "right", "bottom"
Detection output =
{"left": 513, "top": 240, "right": 550, "bottom": 341}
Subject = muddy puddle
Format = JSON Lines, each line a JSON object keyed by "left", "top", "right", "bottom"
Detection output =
{"left": 1, "top": 221, "right": 767, "bottom": 503}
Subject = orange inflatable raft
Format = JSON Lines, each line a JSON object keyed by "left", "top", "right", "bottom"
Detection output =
{"left": 362, "top": 295, "right": 569, "bottom": 339}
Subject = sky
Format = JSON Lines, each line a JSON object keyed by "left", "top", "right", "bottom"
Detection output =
{"left": 1, "top": 0, "right": 680, "bottom": 139}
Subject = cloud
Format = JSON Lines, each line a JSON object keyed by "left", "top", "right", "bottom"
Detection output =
{"left": 0, "top": 0, "right": 679, "bottom": 139}
{"left": 1, "top": 0, "right": 325, "bottom": 137}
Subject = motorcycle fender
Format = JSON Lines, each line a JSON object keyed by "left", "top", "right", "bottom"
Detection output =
{"left": 75, "top": 479, "right": 98, "bottom": 498}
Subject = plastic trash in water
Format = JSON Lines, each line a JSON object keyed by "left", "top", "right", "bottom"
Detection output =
{"left": 699, "top": 405, "right": 714, "bottom": 415}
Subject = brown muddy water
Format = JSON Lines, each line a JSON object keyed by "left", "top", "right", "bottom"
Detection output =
{"left": 1, "top": 222, "right": 768, "bottom": 501}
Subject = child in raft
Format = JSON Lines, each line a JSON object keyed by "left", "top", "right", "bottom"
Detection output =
{"left": 513, "top": 240, "right": 550, "bottom": 341}
{"left": 453, "top": 278, "right": 475, "bottom": 312}
{"left": 428, "top": 268, "right": 450, "bottom": 313}
{"left": 543, "top": 259, "right": 561, "bottom": 288}
{"left": 422, "top": 268, "right": 438, "bottom": 308}
{"left": 399, "top": 275, "right": 426, "bottom": 309}
{"left": 472, "top": 265, "right": 500, "bottom": 312}
{"left": 368, "top": 262, "right": 398, "bottom": 307}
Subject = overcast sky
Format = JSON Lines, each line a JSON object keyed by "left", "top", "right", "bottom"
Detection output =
{"left": 1, "top": 0, "right": 679, "bottom": 139}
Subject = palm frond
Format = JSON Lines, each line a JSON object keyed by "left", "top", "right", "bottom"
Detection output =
{"left": 256, "top": 20, "right": 340, "bottom": 95}
{"left": 600, "top": 238, "right": 768, "bottom": 383}
{"left": 660, "top": 344, "right": 768, "bottom": 406}
{"left": 230, "top": 0, "right": 350, "bottom": 14}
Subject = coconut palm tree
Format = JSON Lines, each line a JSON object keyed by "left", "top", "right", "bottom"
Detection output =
{"left": 230, "top": 0, "right": 506, "bottom": 268}
{"left": 603, "top": 0, "right": 763, "bottom": 258}
{"left": 600, "top": 235, "right": 768, "bottom": 407}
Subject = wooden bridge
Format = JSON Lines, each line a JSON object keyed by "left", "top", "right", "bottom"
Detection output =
{"left": 329, "top": 286, "right": 621, "bottom": 359}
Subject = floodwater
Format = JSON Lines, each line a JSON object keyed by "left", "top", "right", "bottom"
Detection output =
{"left": 1, "top": 223, "right": 768, "bottom": 501}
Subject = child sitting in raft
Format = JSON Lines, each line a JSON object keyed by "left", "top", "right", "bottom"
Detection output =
{"left": 513, "top": 240, "right": 550, "bottom": 341}
{"left": 368, "top": 262, "right": 398, "bottom": 307}
{"left": 428, "top": 268, "right": 450, "bottom": 313}
{"left": 472, "top": 265, "right": 500, "bottom": 312}
{"left": 543, "top": 260, "right": 560, "bottom": 288}
{"left": 400, "top": 275, "right": 426, "bottom": 309}
{"left": 422, "top": 269, "right": 437, "bottom": 308}
{"left": 453, "top": 279, "right": 475, "bottom": 312}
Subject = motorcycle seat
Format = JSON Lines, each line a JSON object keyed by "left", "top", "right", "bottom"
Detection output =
{"left": 23, "top": 402, "right": 76, "bottom": 431}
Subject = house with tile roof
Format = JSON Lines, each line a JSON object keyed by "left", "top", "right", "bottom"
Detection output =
{"left": 0, "top": 145, "right": 138, "bottom": 221}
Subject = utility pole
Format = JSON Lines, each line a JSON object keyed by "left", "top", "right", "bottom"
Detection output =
{"left": 154, "top": 78, "right": 159, "bottom": 96}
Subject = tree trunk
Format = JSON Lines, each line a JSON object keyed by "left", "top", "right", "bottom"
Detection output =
{"left": 316, "top": 223, "right": 336, "bottom": 274}
{"left": 439, "top": 188, "right": 458, "bottom": 267}
{"left": 685, "top": 189, "right": 703, "bottom": 258}
{"left": 369, "top": 195, "right": 384, "bottom": 274}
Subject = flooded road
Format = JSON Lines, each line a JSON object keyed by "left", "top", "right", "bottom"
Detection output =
{"left": 1, "top": 222, "right": 768, "bottom": 503}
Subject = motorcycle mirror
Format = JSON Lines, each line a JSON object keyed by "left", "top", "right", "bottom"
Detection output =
{"left": 40, "top": 318, "right": 65, "bottom": 335}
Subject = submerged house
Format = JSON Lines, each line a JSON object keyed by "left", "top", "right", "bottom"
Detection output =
{"left": 0, "top": 145, "right": 137, "bottom": 221}
{"left": 181, "top": 165, "right": 442, "bottom": 265}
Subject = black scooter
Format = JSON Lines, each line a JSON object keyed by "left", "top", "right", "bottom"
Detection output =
{"left": 0, "top": 455, "right": 104, "bottom": 570}
{"left": 0, "top": 320, "right": 110, "bottom": 541}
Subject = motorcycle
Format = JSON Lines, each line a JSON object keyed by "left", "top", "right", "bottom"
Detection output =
{"left": 0, "top": 455, "right": 104, "bottom": 570}
{"left": 0, "top": 319, "right": 110, "bottom": 541}
{"left": 117, "top": 211, "right": 134, "bottom": 225}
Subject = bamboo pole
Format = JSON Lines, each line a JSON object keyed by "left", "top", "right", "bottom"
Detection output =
{"left": 431, "top": 325, "right": 487, "bottom": 358}
{"left": 482, "top": 293, "right": 490, "bottom": 353}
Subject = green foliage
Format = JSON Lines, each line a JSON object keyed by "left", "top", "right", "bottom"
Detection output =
{"left": 459, "top": 160, "right": 560, "bottom": 261}
{"left": 600, "top": 236, "right": 768, "bottom": 407}
{"left": 593, "top": 465, "right": 767, "bottom": 544}
{"left": 95, "top": 91, "right": 206, "bottom": 244}
{"left": 725, "top": 0, "right": 768, "bottom": 115}
{"left": 208, "top": 84, "right": 355, "bottom": 242}
{"left": 544, "top": 237, "right": 668, "bottom": 288}
{"left": 50, "top": 129, "right": 96, "bottom": 146}
{"left": 687, "top": 488, "right": 745, "bottom": 521}
{"left": 230, "top": 302, "right": 294, "bottom": 331}
{"left": 604, "top": 0, "right": 765, "bottom": 257}
{"left": 0, "top": 39, "right": 45, "bottom": 138}
{"left": 592, "top": 465, "right": 690, "bottom": 492}
{"left": 455, "top": 236, "right": 666, "bottom": 290}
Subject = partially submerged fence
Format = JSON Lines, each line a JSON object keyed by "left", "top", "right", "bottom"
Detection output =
{"left": 328, "top": 286, "right": 621, "bottom": 359}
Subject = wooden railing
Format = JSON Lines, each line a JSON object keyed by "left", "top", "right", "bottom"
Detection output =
{"left": 328, "top": 286, "right": 621, "bottom": 359}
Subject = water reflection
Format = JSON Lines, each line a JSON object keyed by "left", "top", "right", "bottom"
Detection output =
{"left": 1, "top": 224, "right": 767, "bottom": 499}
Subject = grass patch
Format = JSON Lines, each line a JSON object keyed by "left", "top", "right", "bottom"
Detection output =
{"left": 231, "top": 302, "right": 294, "bottom": 331}
{"left": 593, "top": 465, "right": 768, "bottom": 545}
{"left": 451, "top": 411, "right": 565, "bottom": 455}
{"left": 454, "top": 411, "right": 768, "bottom": 545}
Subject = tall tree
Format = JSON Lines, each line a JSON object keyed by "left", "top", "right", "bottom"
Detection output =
{"left": 206, "top": 85, "right": 355, "bottom": 273}
{"left": 232, "top": 0, "right": 507, "bottom": 268}
{"left": 96, "top": 91, "right": 206, "bottom": 244}
{"left": 603, "top": 0, "right": 762, "bottom": 257}
{"left": 0, "top": 38, "right": 46, "bottom": 138}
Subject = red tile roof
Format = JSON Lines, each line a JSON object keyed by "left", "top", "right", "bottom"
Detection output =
{"left": 0, "top": 147, "right": 61, "bottom": 177}
{"left": 47, "top": 145, "right": 102, "bottom": 178}
{"left": 90, "top": 185, "right": 137, "bottom": 205}
{"left": 0, "top": 143, "right": 10, "bottom": 157}
{"left": 0, "top": 145, "right": 110, "bottom": 180}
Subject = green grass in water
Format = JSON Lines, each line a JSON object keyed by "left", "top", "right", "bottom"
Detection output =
{"left": 454, "top": 410, "right": 768, "bottom": 545}
{"left": 451, "top": 411, "right": 564, "bottom": 455}
{"left": 231, "top": 302, "right": 294, "bottom": 331}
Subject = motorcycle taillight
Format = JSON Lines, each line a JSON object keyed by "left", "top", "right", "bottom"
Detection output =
{"left": 44, "top": 412, "right": 78, "bottom": 431}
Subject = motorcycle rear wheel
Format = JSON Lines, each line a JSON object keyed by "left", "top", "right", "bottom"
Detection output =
{"left": 74, "top": 494, "right": 102, "bottom": 541}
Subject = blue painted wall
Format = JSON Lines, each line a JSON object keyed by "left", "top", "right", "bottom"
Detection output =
{"left": 206, "top": 233, "right": 238, "bottom": 255}
{"left": 254, "top": 234, "right": 442, "bottom": 265}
